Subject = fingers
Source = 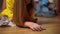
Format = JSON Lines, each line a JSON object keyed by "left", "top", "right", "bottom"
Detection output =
{"left": 37, "top": 26, "right": 42, "bottom": 31}
{"left": 30, "top": 25, "right": 42, "bottom": 31}
{"left": 30, "top": 27, "right": 42, "bottom": 31}
{"left": 30, "top": 27, "right": 36, "bottom": 31}
{"left": 34, "top": 27, "right": 41, "bottom": 31}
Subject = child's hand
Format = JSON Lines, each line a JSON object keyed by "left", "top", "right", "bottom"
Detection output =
{"left": 24, "top": 22, "right": 42, "bottom": 31}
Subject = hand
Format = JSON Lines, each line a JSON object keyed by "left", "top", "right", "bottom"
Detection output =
{"left": 24, "top": 22, "right": 42, "bottom": 31}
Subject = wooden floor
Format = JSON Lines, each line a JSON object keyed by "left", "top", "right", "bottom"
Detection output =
{"left": 0, "top": 16, "right": 60, "bottom": 34}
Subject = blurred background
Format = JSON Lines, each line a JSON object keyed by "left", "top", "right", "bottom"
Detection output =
{"left": 34, "top": 0, "right": 59, "bottom": 17}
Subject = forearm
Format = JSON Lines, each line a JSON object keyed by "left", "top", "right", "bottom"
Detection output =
{"left": 13, "top": 0, "right": 26, "bottom": 27}
{"left": 2, "top": 0, "right": 6, "bottom": 10}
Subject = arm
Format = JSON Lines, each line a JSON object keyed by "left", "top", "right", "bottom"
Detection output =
{"left": 13, "top": 0, "right": 26, "bottom": 27}
{"left": 2, "top": 0, "right": 6, "bottom": 10}
{"left": 13, "top": 0, "right": 42, "bottom": 31}
{"left": 13, "top": 0, "right": 34, "bottom": 27}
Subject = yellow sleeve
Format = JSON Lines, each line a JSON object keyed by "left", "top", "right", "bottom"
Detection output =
{"left": 1, "top": 9, "right": 13, "bottom": 20}
{"left": 1, "top": 0, "right": 14, "bottom": 20}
